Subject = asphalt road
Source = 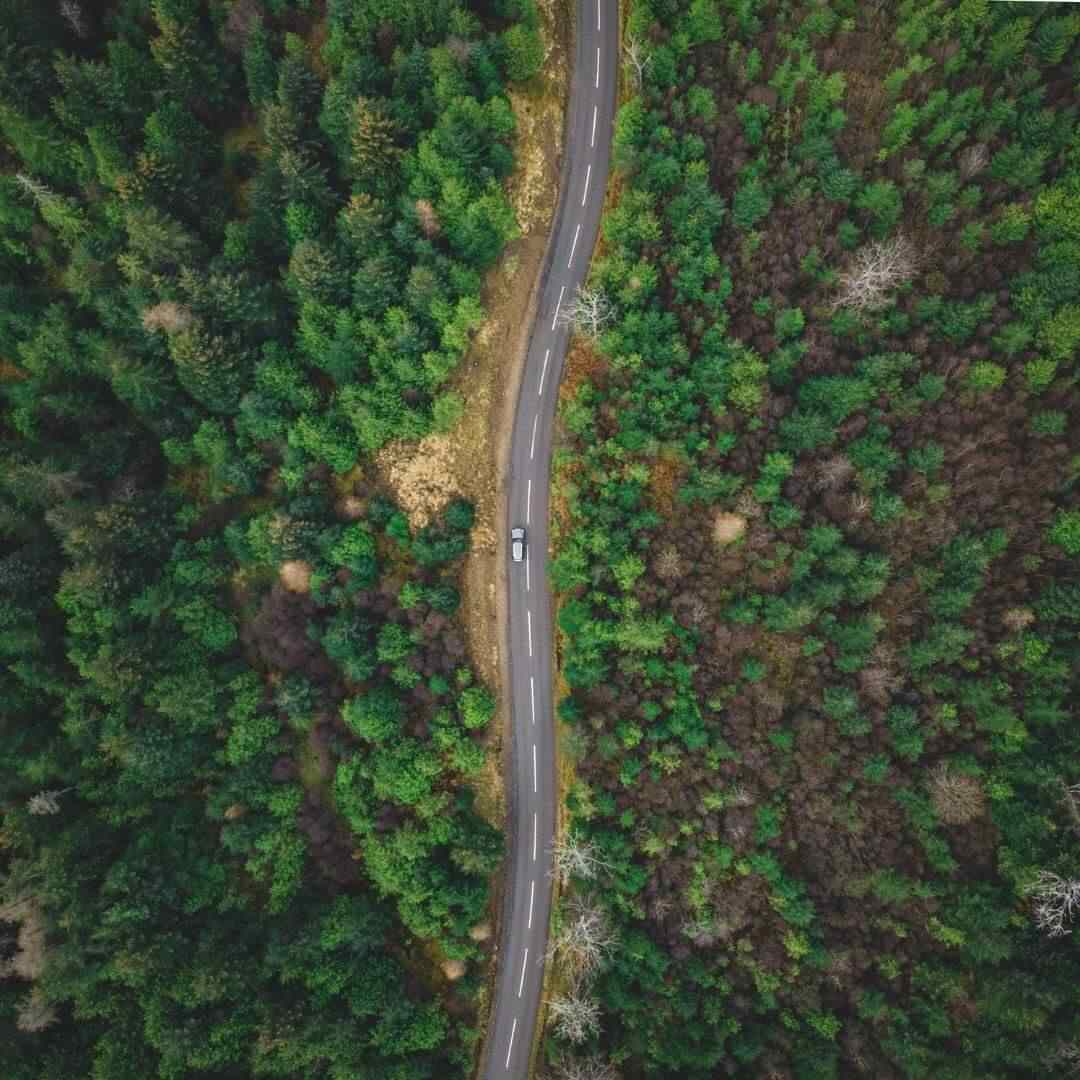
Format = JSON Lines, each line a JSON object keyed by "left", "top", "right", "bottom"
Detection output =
{"left": 481, "top": 2, "right": 618, "bottom": 1077}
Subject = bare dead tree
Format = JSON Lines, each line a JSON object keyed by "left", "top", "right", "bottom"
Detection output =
{"left": 4, "top": 461, "right": 90, "bottom": 506}
{"left": 733, "top": 490, "right": 763, "bottom": 518}
{"left": 26, "top": 788, "right": 73, "bottom": 816}
{"left": 1060, "top": 781, "right": 1080, "bottom": 834}
{"left": 142, "top": 301, "right": 195, "bottom": 335}
{"left": 680, "top": 911, "right": 727, "bottom": 947}
{"left": 1045, "top": 1040, "right": 1080, "bottom": 1075}
{"left": 221, "top": 0, "right": 262, "bottom": 51}
{"left": 1028, "top": 871, "right": 1080, "bottom": 938}
{"left": 859, "top": 663, "right": 901, "bottom": 704}
{"left": 849, "top": 492, "right": 872, "bottom": 519}
{"left": 928, "top": 765, "right": 985, "bottom": 825}
{"left": 1001, "top": 606, "right": 1036, "bottom": 633}
{"left": 825, "top": 948, "right": 854, "bottom": 992}
{"left": 557, "top": 286, "right": 615, "bottom": 339}
{"left": 547, "top": 896, "right": 618, "bottom": 977}
{"left": 814, "top": 454, "right": 855, "bottom": 491}
{"left": 548, "top": 1055, "right": 620, "bottom": 1080}
{"left": 683, "top": 595, "right": 709, "bottom": 627}
{"left": 16, "top": 990, "right": 57, "bottom": 1033}
{"left": 446, "top": 36, "right": 476, "bottom": 64}
{"left": 622, "top": 36, "right": 652, "bottom": 89}
{"left": 548, "top": 983, "right": 601, "bottom": 1044}
{"left": 648, "top": 895, "right": 673, "bottom": 923}
{"left": 958, "top": 143, "right": 989, "bottom": 179}
{"left": 59, "top": 0, "right": 89, "bottom": 37}
{"left": 728, "top": 784, "right": 755, "bottom": 808}
{"left": 13, "top": 173, "right": 54, "bottom": 207}
{"left": 724, "top": 816, "right": 750, "bottom": 845}
{"left": 551, "top": 834, "right": 612, "bottom": 886}
{"left": 654, "top": 543, "right": 683, "bottom": 582}
{"left": 831, "top": 235, "right": 919, "bottom": 312}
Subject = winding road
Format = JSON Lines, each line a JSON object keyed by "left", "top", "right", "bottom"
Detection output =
{"left": 481, "top": 2, "right": 618, "bottom": 1077}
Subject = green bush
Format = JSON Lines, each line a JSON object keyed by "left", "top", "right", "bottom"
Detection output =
{"left": 1047, "top": 510, "right": 1080, "bottom": 556}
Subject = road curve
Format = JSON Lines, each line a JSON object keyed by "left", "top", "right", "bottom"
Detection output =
{"left": 481, "top": 2, "right": 618, "bottom": 1077}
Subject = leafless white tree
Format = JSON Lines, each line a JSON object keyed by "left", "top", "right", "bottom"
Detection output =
{"left": 548, "top": 1054, "right": 620, "bottom": 1080}
{"left": 1028, "top": 870, "right": 1080, "bottom": 938}
{"left": 622, "top": 36, "right": 652, "bottom": 89}
{"left": 60, "top": 0, "right": 89, "bottom": 37}
{"left": 551, "top": 834, "right": 612, "bottom": 886}
{"left": 958, "top": 143, "right": 989, "bottom": 179}
{"left": 548, "top": 983, "right": 601, "bottom": 1044}
{"left": 831, "top": 235, "right": 919, "bottom": 312}
{"left": 557, "top": 286, "right": 615, "bottom": 339}
{"left": 26, "top": 788, "right": 73, "bottom": 816}
{"left": 547, "top": 896, "right": 618, "bottom": 977}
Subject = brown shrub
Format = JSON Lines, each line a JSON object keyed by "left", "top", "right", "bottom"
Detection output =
{"left": 337, "top": 496, "right": 365, "bottom": 521}
{"left": 442, "top": 958, "right": 466, "bottom": 980}
{"left": 654, "top": 543, "right": 683, "bottom": 581}
{"left": 814, "top": 455, "right": 855, "bottom": 491}
{"left": 929, "top": 765, "right": 986, "bottom": 825}
{"left": 16, "top": 990, "right": 57, "bottom": 1033}
{"left": 415, "top": 198, "right": 440, "bottom": 238}
{"left": 713, "top": 511, "right": 747, "bottom": 547}
{"left": 0, "top": 898, "right": 46, "bottom": 982}
{"left": 279, "top": 559, "right": 313, "bottom": 593}
{"left": 1001, "top": 606, "right": 1035, "bottom": 632}
{"left": 141, "top": 301, "right": 194, "bottom": 335}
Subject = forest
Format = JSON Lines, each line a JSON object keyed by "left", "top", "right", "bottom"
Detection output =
{"left": 546, "top": 1, "right": 1080, "bottom": 1078}
{"left": 0, "top": 0, "right": 543, "bottom": 1076}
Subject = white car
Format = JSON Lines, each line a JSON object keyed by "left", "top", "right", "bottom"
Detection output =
{"left": 511, "top": 527, "right": 526, "bottom": 562}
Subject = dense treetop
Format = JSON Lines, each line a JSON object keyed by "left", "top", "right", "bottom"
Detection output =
{"left": 0, "top": 0, "right": 542, "bottom": 1075}
{"left": 546, "top": 1, "right": 1080, "bottom": 1077}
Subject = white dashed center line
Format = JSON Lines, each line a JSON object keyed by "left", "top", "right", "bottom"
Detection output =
{"left": 597, "top": 0, "right": 601, "bottom": 30}
{"left": 526, "top": 476, "right": 532, "bottom": 525}
{"left": 532, "top": 743, "right": 537, "bottom": 794}
{"left": 530, "top": 674, "right": 535, "bottom": 722}
{"left": 518, "top": 948, "right": 529, "bottom": 997}
{"left": 582, "top": 163, "right": 591, "bottom": 205}
{"left": 530, "top": 414, "right": 538, "bottom": 458}
{"left": 528, "top": 611, "right": 533, "bottom": 657}
{"left": 538, "top": 348, "right": 550, "bottom": 395}
{"left": 532, "top": 812, "right": 537, "bottom": 861}
{"left": 505, "top": 1017, "right": 517, "bottom": 1069}
{"left": 528, "top": 878, "right": 536, "bottom": 928}
{"left": 591, "top": 104, "right": 597, "bottom": 147}
{"left": 525, "top": 550, "right": 530, "bottom": 591}
{"left": 552, "top": 285, "right": 565, "bottom": 330}
{"left": 595, "top": 47, "right": 600, "bottom": 89}
{"left": 568, "top": 222, "right": 581, "bottom": 268}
